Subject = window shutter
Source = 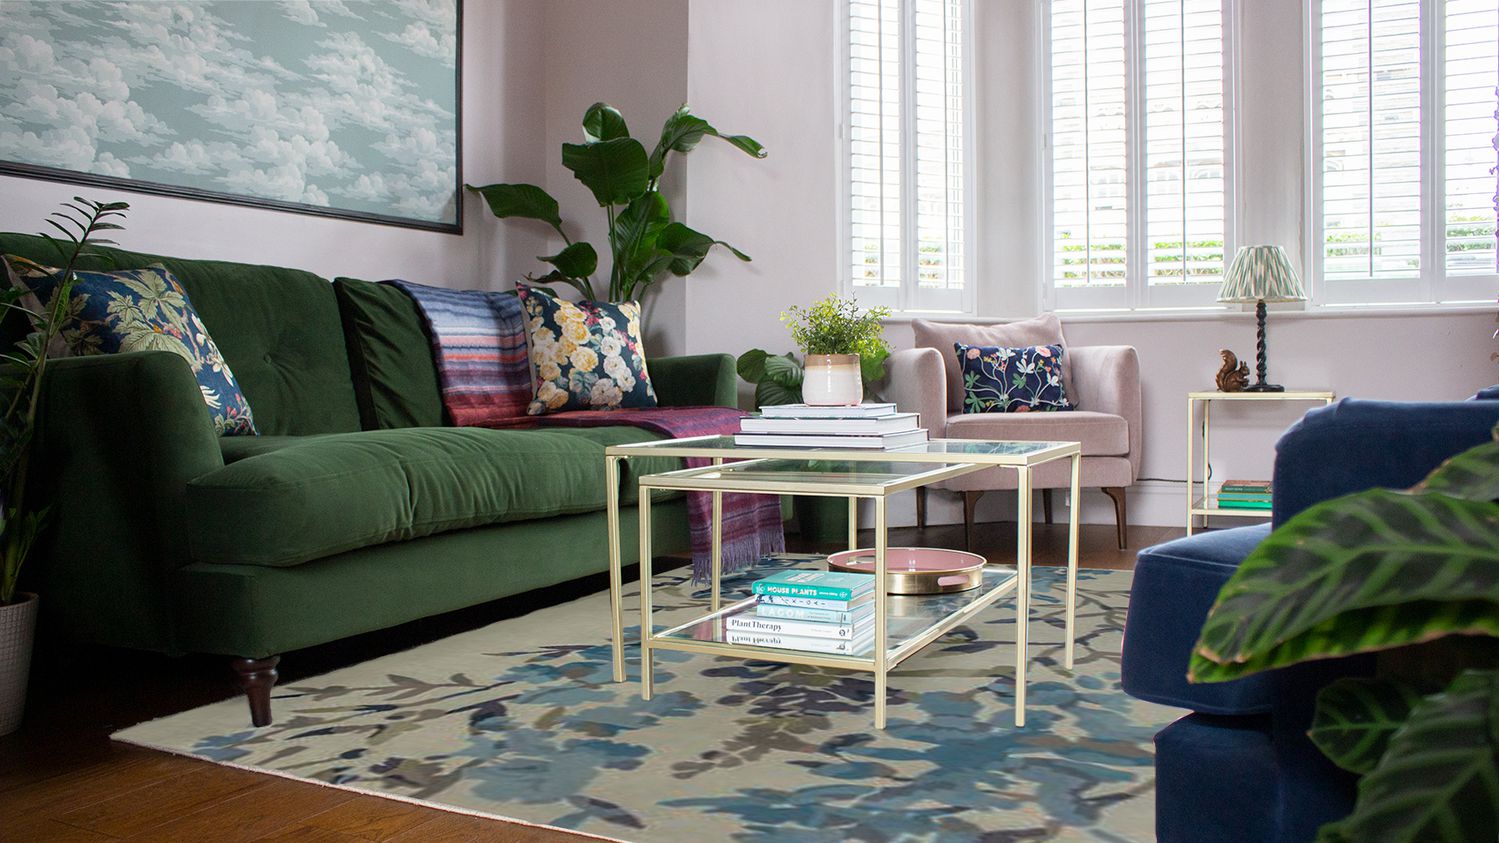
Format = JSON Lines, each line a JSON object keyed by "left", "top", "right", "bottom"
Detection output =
{"left": 1143, "top": 0, "right": 1227, "bottom": 287}
{"left": 1442, "top": 0, "right": 1498, "bottom": 275}
{"left": 1050, "top": 0, "right": 1129, "bottom": 291}
{"left": 1319, "top": 0, "right": 1423, "bottom": 283}
{"left": 849, "top": 0, "right": 903, "bottom": 292}
{"left": 911, "top": 0, "right": 967, "bottom": 299}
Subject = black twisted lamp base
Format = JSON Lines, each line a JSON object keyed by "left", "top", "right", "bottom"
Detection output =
{"left": 1244, "top": 298, "right": 1284, "bottom": 392}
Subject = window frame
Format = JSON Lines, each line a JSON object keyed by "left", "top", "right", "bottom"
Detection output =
{"left": 838, "top": 0, "right": 979, "bottom": 315}
{"left": 1303, "top": 0, "right": 1499, "bottom": 308}
{"left": 1041, "top": 0, "right": 1242, "bottom": 314}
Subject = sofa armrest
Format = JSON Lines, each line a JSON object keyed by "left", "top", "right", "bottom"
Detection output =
{"left": 649, "top": 353, "right": 737, "bottom": 408}
{"left": 879, "top": 347, "right": 948, "bottom": 431}
{"left": 1068, "top": 345, "right": 1142, "bottom": 475}
{"left": 1272, "top": 398, "right": 1499, "bottom": 525}
{"left": 30, "top": 350, "right": 224, "bottom": 652}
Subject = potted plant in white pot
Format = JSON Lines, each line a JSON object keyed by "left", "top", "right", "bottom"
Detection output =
{"left": 0, "top": 197, "right": 129, "bottom": 735}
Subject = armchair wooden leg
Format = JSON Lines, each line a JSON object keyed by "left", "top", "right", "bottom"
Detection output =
{"left": 1041, "top": 489, "right": 1054, "bottom": 525}
{"left": 915, "top": 486, "right": 928, "bottom": 529}
{"left": 1102, "top": 487, "right": 1128, "bottom": 550}
{"left": 231, "top": 655, "right": 280, "bottom": 727}
{"left": 963, "top": 490, "right": 984, "bottom": 551}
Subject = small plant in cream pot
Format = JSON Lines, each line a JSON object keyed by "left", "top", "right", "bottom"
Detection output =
{"left": 738, "top": 294, "right": 890, "bottom": 407}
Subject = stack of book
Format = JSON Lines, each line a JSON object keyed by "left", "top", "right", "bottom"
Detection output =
{"left": 1218, "top": 479, "right": 1272, "bottom": 510}
{"left": 733, "top": 402, "right": 928, "bottom": 449}
{"left": 725, "top": 570, "right": 876, "bottom": 654}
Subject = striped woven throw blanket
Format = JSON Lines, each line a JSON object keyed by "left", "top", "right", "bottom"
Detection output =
{"left": 533, "top": 406, "right": 786, "bottom": 582}
{"left": 387, "top": 280, "right": 532, "bottom": 426}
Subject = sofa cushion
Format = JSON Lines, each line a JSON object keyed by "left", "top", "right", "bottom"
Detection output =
{"left": 0, "top": 233, "right": 361, "bottom": 435}
{"left": 185, "top": 428, "right": 625, "bottom": 568}
{"left": 1122, "top": 524, "right": 1275, "bottom": 715}
{"left": 333, "top": 277, "right": 445, "bottom": 430}
{"left": 517, "top": 283, "right": 657, "bottom": 414}
{"left": 543, "top": 425, "right": 683, "bottom": 504}
{"left": 944, "top": 410, "right": 1127, "bottom": 455}
{"left": 912, "top": 314, "right": 1073, "bottom": 412}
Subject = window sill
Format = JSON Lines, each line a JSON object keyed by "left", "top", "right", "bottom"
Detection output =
{"left": 881, "top": 300, "right": 1496, "bottom": 326}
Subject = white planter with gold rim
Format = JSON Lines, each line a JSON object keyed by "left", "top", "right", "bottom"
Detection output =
{"left": 800, "top": 353, "right": 862, "bottom": 406}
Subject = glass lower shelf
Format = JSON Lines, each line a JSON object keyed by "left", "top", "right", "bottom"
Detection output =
{"left": 650, "top": 566, "right": 1020, "bottom": 668}
{"left": 1192, "top": 495, "right": 1273, "bottom": 517}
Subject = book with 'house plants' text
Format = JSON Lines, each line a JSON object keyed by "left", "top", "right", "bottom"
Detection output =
{"left": 751, "top": 570, "right": 874, "bottom": 601}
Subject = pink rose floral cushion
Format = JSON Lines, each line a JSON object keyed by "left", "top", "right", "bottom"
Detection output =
{"left": 955, "top": 342, "right": 1073, "bottom": 413}
{"left": 515, "top": 282, "right": 657, "bottom": 415}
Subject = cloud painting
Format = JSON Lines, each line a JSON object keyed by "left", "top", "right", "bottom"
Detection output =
{"left": 0, "top": 0, "right": 460, "bottom": 229}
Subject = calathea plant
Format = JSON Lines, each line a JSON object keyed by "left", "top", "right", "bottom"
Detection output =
{"left": 1188, "top": 428, "right": 1499, "bottom": 842}
{"left": 0, "top": 197, "right": 130, "bottom": 604}
{"left": 466, "top": 103, "right": 764, "bottom": 303}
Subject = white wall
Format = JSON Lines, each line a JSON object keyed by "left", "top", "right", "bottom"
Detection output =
{"left": 0, "top": 0, "right": 550, "bottom": 291}
{"left": 679, "top": 0, "right": 1499, "bottom": 528}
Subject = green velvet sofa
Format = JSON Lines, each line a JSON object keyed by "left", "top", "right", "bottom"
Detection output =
{"left": 0, "top": 232, "right": 736, "bottom": 726}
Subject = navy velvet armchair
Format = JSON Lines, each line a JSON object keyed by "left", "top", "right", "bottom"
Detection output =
{"left": 1121, "top": 393, "right": 1499, "bottom": 842}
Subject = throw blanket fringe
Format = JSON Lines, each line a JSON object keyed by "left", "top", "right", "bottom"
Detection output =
{"left": 529, "top": 407, "right": 785, "bottom": 581}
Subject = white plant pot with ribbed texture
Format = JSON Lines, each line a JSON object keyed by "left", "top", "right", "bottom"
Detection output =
{"left": 0, "top": 593, "right": 37, "bottom": 737}
{"left": 801, "top": 354, "right": 863, "bottom": 406}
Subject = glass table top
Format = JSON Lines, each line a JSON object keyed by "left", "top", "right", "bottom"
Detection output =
{"left": 637, "top": 458, "right": 968, "bottom": 495}
{"left": 607, "top": 435, "right": 1079, "bottom": 466}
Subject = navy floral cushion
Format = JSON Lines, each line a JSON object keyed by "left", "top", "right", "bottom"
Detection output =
{"left": 4, "top": 255, "right": 257, "bottom": 435}
{"left": 515, "top": 282, "right": 656, "bottom": 415}
{"left": 955, "top": 342, "right": 1073, "bottom": 413}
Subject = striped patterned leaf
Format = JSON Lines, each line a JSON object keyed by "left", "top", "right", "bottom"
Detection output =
{"left": 1309, "top": 678, "right": 1424, "bottom": 774}
{"left": 1192, "top": 489, "right": 1499, "bottom": 680}
{"left": 1319, "top": 670, "right": 1499, "bottom": 843}
{"left": 1190, "top": 599, "right": 1499, "bottom": 683}
{"left": 1417, "top": 435, "right": 1499, "bottom": 502}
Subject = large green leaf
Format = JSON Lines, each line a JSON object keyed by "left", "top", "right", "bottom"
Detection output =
{"left": 464, "top": 183, "right": 563, "bottom": 231}
{"left": 529, "top": 271, "right": 595, "bottom": 301}
{"left": 1192, "top": 489, "right": 1499, "bottom": 678}
{"left": 762, "top": 353, "right": 804, "bottom": 388}
{"left": 656, "top": 222, "right": 751, "bottom": 276}
{"left": 755, "top": 378, "right": 801, "bottom": 407}
{"left": 1191, "top": 598, "right": 1499, "bottom": 683}
{"left": 538, "top": 242, "right": 597, "bottom": 280}
{"left": 561, "top": 138, "right": 649, "bottom": 206}
{"left": 1310, "top": 678, "right": 1425, "bottom": 774}
{"left": 1318, "top": 670, "right": 1499, "bottom": 843}
{"left": 582, "top": 102, "right": 629, "bottom": 142}
{"left": 649, "top": 105, "right": 767, "bottom": 181}
{"left": 1417, "top": 435, "right": 1499, "bottom": 502}
{"left": 736, "top": 348, "right": 771, "bottom": 385}
{"left": 610, "top": 191, "right": 671, "bottom": 299}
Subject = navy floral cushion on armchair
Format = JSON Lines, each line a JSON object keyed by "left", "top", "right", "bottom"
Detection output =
{"left": 955, "top": 342, "right": 1073, "bottom": 413}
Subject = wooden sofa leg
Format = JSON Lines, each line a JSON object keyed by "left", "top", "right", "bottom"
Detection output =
{"left": 916, "top": 486, "right": 928, "bottom": 529}
{"left": 963, "top": 491, "right": 984, "bottom": 551}
{"left": 232, "top": 656, "right": 280, "bottom": 727}
{"left": 1102, "top": 487, "right": 1128, "bottom": 550}
{"left": 1042, "top": 489, "right": 1054, "bottom": 525}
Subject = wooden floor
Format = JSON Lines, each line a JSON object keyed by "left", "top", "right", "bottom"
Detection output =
{"left": 0, "top": 520, "right": 1181, "bottom": 842}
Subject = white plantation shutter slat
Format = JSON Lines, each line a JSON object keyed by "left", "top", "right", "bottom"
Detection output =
{"left": 1443, "top": 2, "right": 1498, "bottom": 275}
{"left": 847, "top": 0, "right": 968, "bottom": 307}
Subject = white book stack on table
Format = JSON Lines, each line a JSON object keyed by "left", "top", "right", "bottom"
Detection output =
{"left": 734, "top": 403, "right": 928, "bottom": 450}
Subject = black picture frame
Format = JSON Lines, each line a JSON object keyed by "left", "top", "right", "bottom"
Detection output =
{"left": 0, "top": 0, "right": 464, "bottom": 235}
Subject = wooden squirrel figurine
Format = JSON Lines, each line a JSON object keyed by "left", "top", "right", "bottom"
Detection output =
{"left": 1216, "top": 349, "right": 1250, "bottom": 392}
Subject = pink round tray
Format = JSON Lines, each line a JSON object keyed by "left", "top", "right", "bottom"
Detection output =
{"left": 826, "top": 547, "right": 987, "bottom": 594}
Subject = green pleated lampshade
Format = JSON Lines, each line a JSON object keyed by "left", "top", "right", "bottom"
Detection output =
{"left": 1217, "top": 245, "right": 1307, "bottom": 303}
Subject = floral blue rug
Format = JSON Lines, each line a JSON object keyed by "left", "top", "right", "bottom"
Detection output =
{"left": 116, "top": 557, "right": 1180, "bottom": 842}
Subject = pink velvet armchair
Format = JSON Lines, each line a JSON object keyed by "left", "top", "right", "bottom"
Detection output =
{"left": 883, "top": 315, "right": 1142, "bottom": 548}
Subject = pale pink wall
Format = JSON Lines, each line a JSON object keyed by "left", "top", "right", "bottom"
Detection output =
{"left": 0, "top": 0, "right": 551, "bottom": 291}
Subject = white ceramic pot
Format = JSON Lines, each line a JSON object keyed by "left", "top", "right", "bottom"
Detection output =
{"left": 0, "top": 592, "right": 36, "bottom": 737}
{"left": 801, "top": 353, "right": 863, "bottom": 406}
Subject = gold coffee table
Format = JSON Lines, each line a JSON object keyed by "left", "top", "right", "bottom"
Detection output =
{"left": 603, "top": 437, "right": 1082, "bottom": 729}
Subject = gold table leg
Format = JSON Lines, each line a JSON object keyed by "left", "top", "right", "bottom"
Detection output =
{"left": 872, "top": 496, "right": 888, "bottom": 729}
{"left": 1066, "top": 453, "right": 1081, "bottom": 670}
{"left": 1015, "top": 466, "right": 1031, "bottom": 727}
{"left": 606, "top": 455, "right": 625, "bottom": 683}
{"left": 711, "top": 457, "right": 723, "bottom": 614}
{"left": 639, "top": 490, "right": 654, "bottom": 700}
{"left": 848, "top": 496, "right": 859, "bottom": 550}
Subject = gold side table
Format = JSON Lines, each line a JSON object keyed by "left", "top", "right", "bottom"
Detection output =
{"left": 1186, "top": 390, "right": 1334, "bottom": 535}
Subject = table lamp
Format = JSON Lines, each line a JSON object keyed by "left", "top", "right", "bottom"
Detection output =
{"left": 1217, "top": 245, "right": 1306, "bottom": 392}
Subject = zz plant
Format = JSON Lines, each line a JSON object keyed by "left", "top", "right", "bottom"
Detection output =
{"left": 1189, "top": 427, "right": 1499, "bottom": 842}
{"left": 0, "top": 197, "right": 129, "bottom": 604}
{"left": 466, "top": 103, "right": 764, "bottom": 303}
